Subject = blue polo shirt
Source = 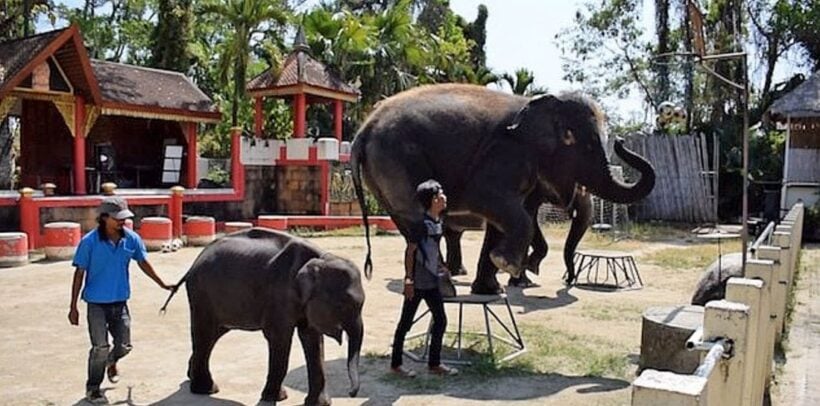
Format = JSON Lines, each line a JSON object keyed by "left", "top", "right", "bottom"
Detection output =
{"left": 72, "top": 228, "right": 148, "bottom": 304}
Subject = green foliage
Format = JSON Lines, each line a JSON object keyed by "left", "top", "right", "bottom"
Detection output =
{"left": 204, "top": 166, "right": 230, "bottom": 186}
{"left": 501, "top": 68, "right": 547, "bottom": 96}
{"left": 150, "top": 0, "right": 193, "bottom": 72}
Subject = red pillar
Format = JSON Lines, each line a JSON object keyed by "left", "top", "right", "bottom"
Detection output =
{"left": 73, "top": 96, "right": 87, "bottom": 195}
{"left": 254, "top": 97, "right": 264, "bottom": 136}
{"left": 320, "top": 162, "right": 330, "bottom": 216}
{"left": 334, "top": 99, "right": 343, "bottom": 141}
{"left": 230, "top": 128, "right": 245, "bottom": 191}
{"left": 186, "top": 122, "right": 198, "bottom": 188}
{"left": 293, "top": 93, "right": 306, "bottom": 138}
{"left": 169, "top": 186, "right": 184, "bottom": 239}
{"left": 18, "top": 187, "right": 39, "bottom": 249}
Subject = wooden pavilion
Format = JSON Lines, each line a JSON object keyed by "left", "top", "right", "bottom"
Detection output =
{"left": 246, "top": 28, "right": 360, "bottom": 215}
{"left": 0, "top": 25, "right": 220, "bottom": 196}
{"left": 768, "top": 71, "right": 820, "bottom": 211}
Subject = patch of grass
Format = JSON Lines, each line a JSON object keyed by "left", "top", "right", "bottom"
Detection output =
{"left": 642, "top": 241, "right": 742, "bottom": 270}
{"left": 580, "top": 303, "right": 644, "bottom": 323}
{"left": 375, "top": 324, "right": 630, "bottom": 391}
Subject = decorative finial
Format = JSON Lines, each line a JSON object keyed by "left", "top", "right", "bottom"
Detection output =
{"left": 293, "top": 26, "right": 310, "bottom": 54}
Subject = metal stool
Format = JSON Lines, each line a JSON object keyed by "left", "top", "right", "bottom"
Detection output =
{"left": 567, "top": 249, "right": 643, "bottom": 289}
{"left": 402, "top": 293, "right": 526, "bottom": 365}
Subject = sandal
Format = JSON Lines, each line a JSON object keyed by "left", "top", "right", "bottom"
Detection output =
{"left": 390, "top": 366, "right": 417, "bottom": 378}
{"left": 429, "top": 364, "right": 459, "bottom": 376}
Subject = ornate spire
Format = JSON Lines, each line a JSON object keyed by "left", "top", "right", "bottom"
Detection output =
{"left": 293, "top": 26, "right": 310, "bottom": 54}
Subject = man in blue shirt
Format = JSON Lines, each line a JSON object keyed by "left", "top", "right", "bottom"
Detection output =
{"left": 68, "top": 197, "right": 172, "bottom": 404}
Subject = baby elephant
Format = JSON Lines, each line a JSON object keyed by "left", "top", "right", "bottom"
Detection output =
{"left": 162, "top": 228, "right": 365, "bottom": 405}
{"left": 690, "top": 252, "right": 744, "bottom": 306}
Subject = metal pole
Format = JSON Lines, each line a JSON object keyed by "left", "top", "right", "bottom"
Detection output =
{"left": 741, "top": 53, "right": 750, "bottom": 270}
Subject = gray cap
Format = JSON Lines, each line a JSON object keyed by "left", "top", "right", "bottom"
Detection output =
{"left": 99, "top": 196, "right": 135, "bottom": 220}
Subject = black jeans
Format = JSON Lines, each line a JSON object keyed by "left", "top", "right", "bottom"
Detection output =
{"left": 86, "top": 302, "right": 131, "bottom": 391}
{"left": 391, "top": 288, "right": 447, "bottom": 368}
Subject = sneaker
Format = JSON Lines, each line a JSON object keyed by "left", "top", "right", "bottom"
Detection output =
{"left": 389, "top": 366, "right": 417, "bottom": 378}
{"left": 85, "top": 389, "right": 107, "bottom": 404}
{"left": 428, "top": 364, "right": 459, "bottom": 376}
{"left": 106, "top": 362, "right": 119, "bottom": 384}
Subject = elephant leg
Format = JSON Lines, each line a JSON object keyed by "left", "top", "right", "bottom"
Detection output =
{"left": 471, "top": 225, "right": 504, "bottom": 294}
{"left": 563, "top": 191, "right": 593, "bottom": 285}
{"left": 525, "top": 215, "right": 548, "bottom": 275}
{"left": 188, "top": 317, "right": 227, "bottom": 395}
{"left": 261, "top": 327, "right": 294, "bottom": 403}
{"left": 481, "top": 204, "right": 533, "bottom": 278}
{"left": 443, "top": 227, "right": 468, "bottom": 276}
{"left": 297, "top": 323, "right": 331, "bottom": 406}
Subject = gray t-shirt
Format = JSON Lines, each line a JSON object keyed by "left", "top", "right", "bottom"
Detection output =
{"left": 413, "top": 215, "right": 443, "bottom": 290}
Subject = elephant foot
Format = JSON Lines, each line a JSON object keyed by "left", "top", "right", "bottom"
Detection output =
{"left": 564, "top": 271, "right": 578, "bottom": 286}
{"left": 525, "top": 255, "right": 543, "bottom": 275}
{"left": 449, "top": 265, "right": 468, "bottom": 276}
{"left": 508, "top": 272, "right": 540, "bottom": 288}
{"left": 189, "top": 379, "right": 219, "bottom": 395}
{"left": 490, "top": 250, "right": 522, "bottom": 278}
{"left": 471, "top": 278, "right": 504, "bottom": 295}
{"left": 305, "top": 393, "right": 332, "bottom": 406}
{"left": 261, "top": 388, "right": 288, "bottom": 402}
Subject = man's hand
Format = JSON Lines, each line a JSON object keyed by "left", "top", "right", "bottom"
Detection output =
{"left": 161, "top": 282, "right": 175, "bottom": 291}
{"left": 68, "top": 307, "right": 79, "bottom": 326}
{"left": 403, "top": 281, "right": 414, "bottom": 301}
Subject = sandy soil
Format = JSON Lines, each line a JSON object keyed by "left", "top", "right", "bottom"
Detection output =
{"left": 0, "top": 228, "right": 802, "bottom": 406}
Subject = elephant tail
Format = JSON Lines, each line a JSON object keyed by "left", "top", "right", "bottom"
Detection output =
{"left": 159, "top": 272, "right": 190, "bottom": 314}
{"left": 351, "top": 136, "right": 373, "bottom": 280}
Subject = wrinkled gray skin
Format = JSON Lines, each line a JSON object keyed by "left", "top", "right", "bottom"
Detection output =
{"left": 161, "top": 228, "right": 364, "bottom": 405}
{"left": 351, "top": 84, "right": 655, "bottom": 294}
{"left": 691, "top": 252, "right": 744, "bottom": 306}
{"left": 444, "top": 184, "right": 593, "bottom": 286}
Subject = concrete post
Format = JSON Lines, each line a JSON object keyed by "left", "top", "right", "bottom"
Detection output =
{"left": 170, "top": 186, "right": 184, "bottom": 238}
{"left": 725, "top": 277, "right": 765, "bottom": 406}
{"left": 703, "top": 299, "right": 752, "bottom": 406}
{"left": 744, "top": 259, "right": 777, "bottom": 392}
{"left": 757, "top": 245, "right": 788, "bottom": 343}
{"left": 18, "top": 187, "right": 38, "bottom": 249}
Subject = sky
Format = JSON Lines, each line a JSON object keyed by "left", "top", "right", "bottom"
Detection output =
{"left": 46, "top": 0, "right": 808, "bottom": 121}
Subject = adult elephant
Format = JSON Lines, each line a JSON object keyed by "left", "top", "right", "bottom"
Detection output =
{"left": 352, "top": 84, "right": 654, "bottom": 294}
{"left": 161, "top": 228, "right": 364, "bottom": 406}
{"left": 444, "top": 184, "right": 593, "bottom": 287}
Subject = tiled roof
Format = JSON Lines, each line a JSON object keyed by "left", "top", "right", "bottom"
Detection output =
{"left": 247, "top": 51, "right": 359, "bottom": 96}
{"left": 0, "top": 28, "right": 67, "bottom": 91}
{"left": 91, "top": 60, "right": 217, "bottom": 114}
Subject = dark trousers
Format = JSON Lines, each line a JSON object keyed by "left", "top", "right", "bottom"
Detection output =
{"left": 86, "top": 302, "right": 132, "bottom": 391}
{"left": 391, "top": 288, "right": 447, "bottom": 368}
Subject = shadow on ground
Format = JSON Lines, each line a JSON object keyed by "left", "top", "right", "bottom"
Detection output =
{"left": 284, "top": 357, "right": 629, "bottom": 405}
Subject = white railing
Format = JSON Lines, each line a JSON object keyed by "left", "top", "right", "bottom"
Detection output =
{"left": 632, "top": 203, "right": 805, "bottom": 406}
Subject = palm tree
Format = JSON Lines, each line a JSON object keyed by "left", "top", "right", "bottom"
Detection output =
{"left": 501, "top": 68, "right": 547, "bottom": 96}
{"left": 200, "top": 0, "right": 288, "bottom": 126}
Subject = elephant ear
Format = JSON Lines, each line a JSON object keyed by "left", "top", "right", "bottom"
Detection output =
{"left": 506, "top": 94, "right": 569, "bottom": 153}
{"left": 296, "top": 256, "right": 349, "bottom": 344}
{"left": 507, "top": 94, "right": 560, "bottom": 132}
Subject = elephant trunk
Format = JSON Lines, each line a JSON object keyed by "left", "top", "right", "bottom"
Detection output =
{"left": 345, "top": 316, "right": 363, "bottom": 397}
{"left": 592, "top": 139, "right": 655, "bottom": 204}
{"left": 564, "top": 189, "right": 592, "bottom": 281}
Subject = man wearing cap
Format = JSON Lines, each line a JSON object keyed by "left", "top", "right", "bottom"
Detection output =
{"left": 68, "top": 196, "right": 172, "bottom": 404}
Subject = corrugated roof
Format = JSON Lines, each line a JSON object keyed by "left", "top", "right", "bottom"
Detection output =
{"left": 769, "top": 70, "right": 820, "bottom": 118}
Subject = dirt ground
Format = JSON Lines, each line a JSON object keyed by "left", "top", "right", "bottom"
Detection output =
{"left": 0, "top": 226, "right": 813, "bottom": 406}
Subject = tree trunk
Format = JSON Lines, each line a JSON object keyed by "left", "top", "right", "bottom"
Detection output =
{"left": 654, "top": 0, "right": 671, "bottom": 103}
{"left": 682, "top": 2, "right": 695, "bottom": 131}
{"left": 0, "top": 118, "right": 15, "bottom": 190}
